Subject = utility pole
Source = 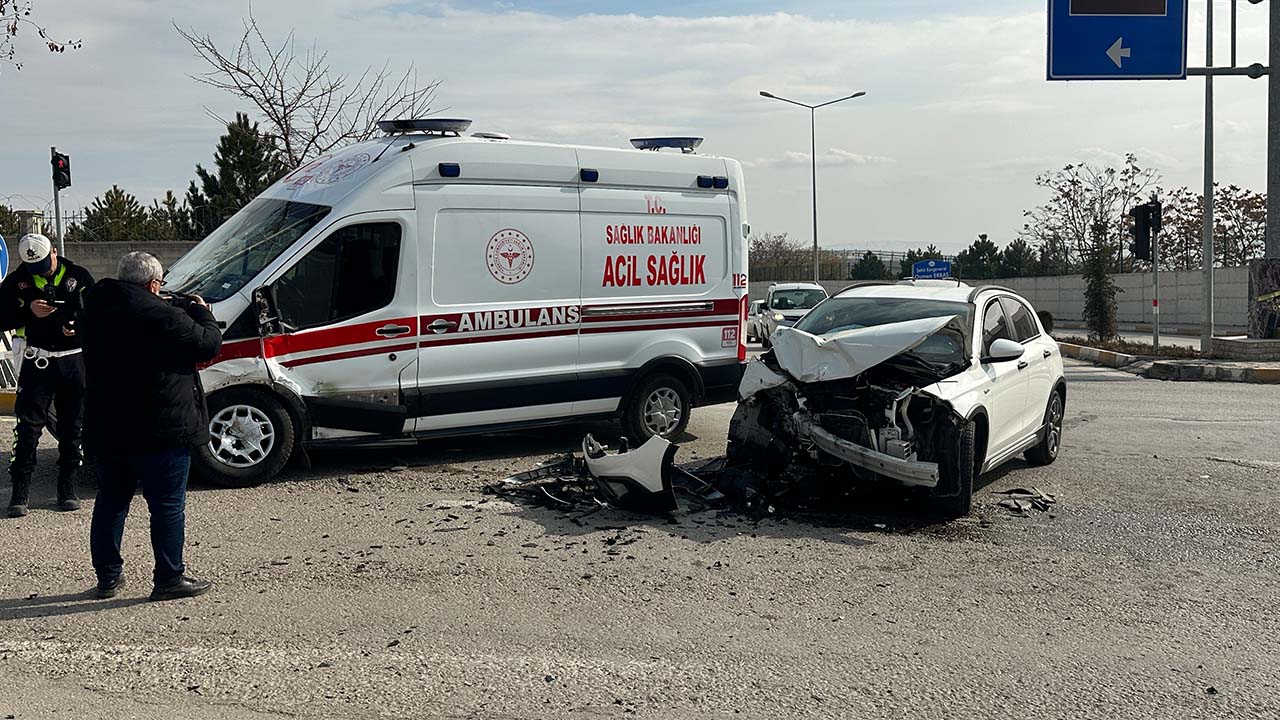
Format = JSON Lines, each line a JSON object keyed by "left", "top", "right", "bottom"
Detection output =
{"left": 1269, "top": 0, "right": 1280, "bottom": 258}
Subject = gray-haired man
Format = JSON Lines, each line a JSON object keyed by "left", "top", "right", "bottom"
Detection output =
{"left": 80, "top": 252, "right": 222, "bottom": 601}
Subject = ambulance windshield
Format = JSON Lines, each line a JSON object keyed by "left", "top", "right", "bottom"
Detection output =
{"left": 164, "top": 199, "right": 332, "bottom": 303}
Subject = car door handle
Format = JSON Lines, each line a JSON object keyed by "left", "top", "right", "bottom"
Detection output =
{"left": 1043, "top": 349, "right": 1053, "bottom": 358}
{"left": 1017, "top": 360, "right": 1029, "bottom": 370}
{"left": 376, "top": 324, "right": 412, "bottom": 338}
{"left": 426, "top": 319, "right": 457, "bottom": 334}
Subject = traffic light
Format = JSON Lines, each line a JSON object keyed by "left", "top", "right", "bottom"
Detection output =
{"left": 1128, "top": 203, "right": 1152, "bottom": 261}
{"left": 51, "top": 152, "right": 71, "bottom": 191}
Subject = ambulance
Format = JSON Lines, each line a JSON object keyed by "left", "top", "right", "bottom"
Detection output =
{"left": 162, "top": 119, "right": 750, "bottom": 486}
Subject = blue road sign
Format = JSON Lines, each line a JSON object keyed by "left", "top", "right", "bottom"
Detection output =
{"left": 0, "top": 234, "right": 7, "bottom": 279}
{"left": 913, "top": 259, "right": 953, "bottom": 280}
{"left": 1048, "top": 0, "right": 1188, "bottom": 81}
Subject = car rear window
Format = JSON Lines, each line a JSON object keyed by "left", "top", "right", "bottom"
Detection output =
{"left": 1000, "top": 297, "right": 1040, "bottom": 342}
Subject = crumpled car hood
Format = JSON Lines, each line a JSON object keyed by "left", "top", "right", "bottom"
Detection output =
{"left": 768, "top": 315, "right": 958, "bottom": 384}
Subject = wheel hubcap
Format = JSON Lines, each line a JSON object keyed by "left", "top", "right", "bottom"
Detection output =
{"left": 642, "top": 388, "right": 683, "bottom": 437}
{"left": 209, "top": 405, "right": 276, "bottom": 469}
{"left": 1046, "top": 395, "right": 1063, "bottom": 456}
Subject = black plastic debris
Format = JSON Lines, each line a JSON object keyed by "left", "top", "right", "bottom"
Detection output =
{"left": 995, "top": 487, "right": 1057, "bottom": 515}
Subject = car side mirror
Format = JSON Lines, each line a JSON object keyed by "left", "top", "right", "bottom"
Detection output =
{"left": 983, "top": 338, "right": 1025, "bottom": 364}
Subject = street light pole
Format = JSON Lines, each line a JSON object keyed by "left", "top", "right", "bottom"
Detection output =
{"left": 1269, "top": 0, "right": 1280, "bottom": 258}
{"left": 760, "top": 90, "right": 867, "bottom": 283}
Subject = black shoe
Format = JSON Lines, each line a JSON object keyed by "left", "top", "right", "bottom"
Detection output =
{"left": 150, "top": 576, "right": 211, "bottom": 602}
{"left": 56, "top": 475, "right": 80, "bottom": 511}
{"left": 7, "top": 481, "right": 30, "bottom": 518}
{"left": 94, "top": 576, "right": 126, "bottom": 599}
{"left": 7, "top": 503, "right": 29, "bottom": 518}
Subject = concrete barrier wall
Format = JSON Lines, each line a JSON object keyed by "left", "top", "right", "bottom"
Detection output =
{"left": 3, "top": 240, "right": 198, "bottom": 280}
{"left": 749, "top": 267, "right": 1250, "bottom": 332}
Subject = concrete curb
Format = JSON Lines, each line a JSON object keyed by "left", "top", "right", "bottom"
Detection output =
{"left": 1147, "top": 361, "right": 1280, "bottom": 384}
{"left": 1056, "top": 342, "right": 1140, "bottom": 369}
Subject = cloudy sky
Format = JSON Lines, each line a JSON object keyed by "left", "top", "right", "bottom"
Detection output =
{"left": 0, "top": 0, "right": 1270, "bottom": 253}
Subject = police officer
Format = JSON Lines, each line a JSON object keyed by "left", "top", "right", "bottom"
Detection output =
{"left": 0, "top": 234, "right": 94, "bottom": 516}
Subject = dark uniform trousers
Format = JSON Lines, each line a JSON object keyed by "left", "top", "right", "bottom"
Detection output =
{"left": 10, "top": 353, "right": 85, "bottom": 483}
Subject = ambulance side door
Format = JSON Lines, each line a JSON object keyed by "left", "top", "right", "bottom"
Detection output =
{"left": 411, "top": 181, "right": 583, "bottom": 432}
{"left": 261, "top": 213, "right": 419, "bottom": 438}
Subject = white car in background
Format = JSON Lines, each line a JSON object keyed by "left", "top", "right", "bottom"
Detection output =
{"left": 759, "top": 282, "right": 828, "bottom": 348}
{"left": 729, "top": 280, "right": 1066, "bottom": 516}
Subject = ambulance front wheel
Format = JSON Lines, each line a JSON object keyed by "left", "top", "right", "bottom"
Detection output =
{"left": 622, "top": 373, "right": 692, "bottom": 443}
{"left": 195, "top": 388, "right": 297, "bottom": 488}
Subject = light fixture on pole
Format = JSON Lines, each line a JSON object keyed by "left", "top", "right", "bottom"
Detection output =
{"left": 759, "top": 89, "right": 867, "bottom": 283}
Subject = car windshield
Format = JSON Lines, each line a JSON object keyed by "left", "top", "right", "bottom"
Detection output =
{"left": 796, "top": 297, "right": 974, "bottom": 369}
{"left": 770, "top": 289, "right": 826, "bottom": 310}
{"left": 164, "top": 199, "right": 332, "bottom": 303}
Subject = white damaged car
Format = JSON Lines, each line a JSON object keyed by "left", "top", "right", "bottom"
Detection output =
{"left": 729, "top": 280, "right": 1066, "bottom": 516}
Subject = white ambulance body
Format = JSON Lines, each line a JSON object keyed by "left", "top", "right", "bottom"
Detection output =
{"left": 163, "top": 120, "right": 750, "bottom": 486}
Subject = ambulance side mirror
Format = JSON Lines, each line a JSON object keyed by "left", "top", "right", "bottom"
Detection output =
{"left": 252, "top": 286, "right": 283, "bottom": 336}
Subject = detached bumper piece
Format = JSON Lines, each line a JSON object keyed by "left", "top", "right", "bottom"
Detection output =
{"left": 488, "top": 434, "right": 723, "bottom": 515}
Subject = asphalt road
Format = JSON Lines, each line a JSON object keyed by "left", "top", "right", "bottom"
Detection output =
{"left": 1, "top": 359, "right": 1277, "bottom": 719}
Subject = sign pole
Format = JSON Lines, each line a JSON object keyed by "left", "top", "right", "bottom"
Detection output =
{"left": 1268, "top": 0, "right": 1280, "bottom": 258}
{"left": 1153, "top": 220, "right": 1161, "bottom": 352}
{"left": 1200, "top": 1, "right": 1215, "bottom": 354}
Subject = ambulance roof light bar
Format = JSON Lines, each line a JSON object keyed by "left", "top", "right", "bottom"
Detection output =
{"left": 630, "top": 137, "right": 704, "bottom": 154}
{"left": 377, "top": 118, "right": 473, "bottom": 136}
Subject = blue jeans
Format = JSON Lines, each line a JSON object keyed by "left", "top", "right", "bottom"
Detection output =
{"left": 90, "top": 449, "right": 191, "bottom": 585}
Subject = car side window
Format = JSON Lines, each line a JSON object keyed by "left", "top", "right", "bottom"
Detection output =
{"left": 982, "top": 300, "right": 1013, "bottom": 354}
{"left": 1000, "top": 297, "right": 1040, "bottom": 343}
{"left": 274, "top": 222, "right": 402, "bottom": 331}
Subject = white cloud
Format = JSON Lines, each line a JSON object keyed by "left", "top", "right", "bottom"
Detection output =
{"left": 747, "top": 148, "right": 896, "bottom": 169}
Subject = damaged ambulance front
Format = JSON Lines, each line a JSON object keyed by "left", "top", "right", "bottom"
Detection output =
{"left": 728, "top": 294, "right": 981, "bottom": 515}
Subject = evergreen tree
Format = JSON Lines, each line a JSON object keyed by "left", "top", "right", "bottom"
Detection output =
{"left": 849, "top": 251, "right": 890, "bottom": 281}
{"left": 956, "top": 234, "right": 1001, "bottom": 280}
{"left": 0, "top": 204, "right": 20, "bottom": 239}
{"left": 66, "top": 186, "right": 151, "bottom": 242}
{"left": 148, "top": 191, "right": 197, "bottom": 242}
{"left": 997, "top": 238, "right": 1037, "bottom": 278}
{"left": 1082, "top": 220, "right": 1120, "bottom": 342}
{"left": 185, "top": 112, "right": 287, "bottom": 234}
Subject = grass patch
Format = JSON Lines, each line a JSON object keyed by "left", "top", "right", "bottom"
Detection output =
{"left": 1055, "top": 335, "right": 1203, "bottom": 360}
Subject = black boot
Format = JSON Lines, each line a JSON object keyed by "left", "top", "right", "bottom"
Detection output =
{"left": 7, "top": 478, "right": 31, "bottom": 518}
{"left": 56, "top": 473, "right": 81, "bottom": 512}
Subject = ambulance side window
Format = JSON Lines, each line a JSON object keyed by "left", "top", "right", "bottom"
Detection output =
{"left": 274, "top": 222, "right": 401, "bottom": 330}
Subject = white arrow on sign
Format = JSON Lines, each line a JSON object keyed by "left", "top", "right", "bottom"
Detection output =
{"left": 1107, "top": 37, "right": 1132, "bottom": 69}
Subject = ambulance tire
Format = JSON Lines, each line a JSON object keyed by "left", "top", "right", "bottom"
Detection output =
{"left": 622, "top": 373, "right": 692, "bottom": 443}
{"left": 195, "top": 388, "right": 296, "bottom": 488}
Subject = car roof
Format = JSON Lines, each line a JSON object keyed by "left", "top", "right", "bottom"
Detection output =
{"left": 769, "top": 282, "right": 826, "bottom": 291}
{"left": 832, "top": 281, "right": 1027, "bottom": 305}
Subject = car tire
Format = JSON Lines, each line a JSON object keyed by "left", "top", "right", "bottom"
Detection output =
{"left": 622, "top": 373, "right": 692, "bottom": 443}
{"left": 1024, "top": 389, "right": 1064, "bottom": 466}
{"left": 760, "top": 334, "right": 772, "bottom": 350}
{"left": 195, "top": 388, "right": 296, "bottom": 488}
{"left": 932, "top": 420, "right": 976, "bottom": 517}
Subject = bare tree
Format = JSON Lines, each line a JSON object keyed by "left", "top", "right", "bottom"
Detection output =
{"left": 176, "top": 10, "right": 440, "bottom": 167}
{"left": 2, "top": 0, "right": 81, "bottom": 70}
{"left": 1020, "top": 154, "right": 1160, "bottom": 272}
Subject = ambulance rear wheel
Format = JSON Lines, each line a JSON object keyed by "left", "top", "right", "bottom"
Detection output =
{"left": 622, "top": 373, "right": 691, "bottom": 443}
{"left": 195, "top": 388, "right": 296, "bottom": 488}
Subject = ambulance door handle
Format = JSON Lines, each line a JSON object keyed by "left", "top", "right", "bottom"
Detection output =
{"left": 376, "top": 324, "right": 413, "bottom": 338}
{"left": 426, "top": 319, "right": 457, "bottom": 334}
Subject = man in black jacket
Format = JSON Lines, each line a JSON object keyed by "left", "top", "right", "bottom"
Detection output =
{"left": 0, "top": 233, "right": 95, "bottom": 516}
{"left": 81, "top": 252, "right": 223, "bottom": 601}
